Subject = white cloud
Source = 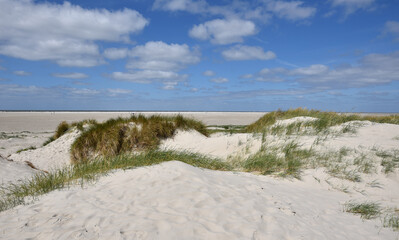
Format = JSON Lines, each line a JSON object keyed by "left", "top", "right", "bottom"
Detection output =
{"left": 13, "top": 70, "right": 31, "bottom": 76}
{"left": 266, "top": 1, "right": 316, "bottom": 20}
{"left": 385, "top": 21, "right": 399, "bottom": 41}
{"left": 189, "top": 19, "right": 256, "bottom": 45}
{"left": 110, "top": 41, "right": 199, "bottom": 89}
{"left": 222, "top": 45, "right": 276, "bottom": 61}
{"left": 52, "top": 73, "right": 88, "bottom": 79}
{"left": 0, "top": 0, "right": 148, "bottom": 67}
{"left": 211, "top": 77, "right": 229, "bottom": 83}
{"left": 103, "top": 48, "right": 129, "bottom": 60}
{"left": 127, "top": 41, "right": 200, "bottom": 71}
{"left": 331, "top": 0, "right": 374, "bottom": 15}
{"left": 203, "top": 70, "right": 216, "bottom": 76}
{"left": 252, "top": 51, "right": 399, "bottom": 88}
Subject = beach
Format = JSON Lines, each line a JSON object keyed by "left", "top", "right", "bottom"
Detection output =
{"left": 1, "top": 111, "right": 398, "bottom": 239}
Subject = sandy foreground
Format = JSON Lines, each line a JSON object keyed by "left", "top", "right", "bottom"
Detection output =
{"left": 1, "top": 112, "right": 399, "bottom": 239}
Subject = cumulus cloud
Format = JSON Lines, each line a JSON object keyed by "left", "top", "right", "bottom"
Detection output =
{"left": 203, "top": 70, "right": 216, "bottom": 76}
{"left": 52, "top": 73, "right": 89, "bottom": 79}
{"left": 251, "top": 51, "right": 399, "bottom": 88}
{"left": 210, "top": 77, "right": 229, "bottom": 83}
{"left": 331, "top": 0, "right": 374, "bottom": 15}
{"left": 266, "top": 1, "right": 316, "bottom": 21}
{"left": 385, "top": 21, "right": 399, "bottom": 41}
{"left": 189, "top": 19, "right": 256, "bottom": 45}
{"left": 110, "top": 41, "right": 200, "bottom": 90}
{"left": 103, "top": 48, "right": 129, "bottom": 60}
{"left": 0, "top": 0, "right": 148, "bottom": 67}
{"left": 222, "top": 45, "right": 276, "bottom": 61}
{"left": 127, "top": 41, "right": 200, "bottom": 71}
{"left": 13, "top": 70, "right": 31, "bottom": 76}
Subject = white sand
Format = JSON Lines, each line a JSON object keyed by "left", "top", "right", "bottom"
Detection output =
{"left": 8, "top": 129, "right": 80, "bottom": 171}
{"left": 323, "top": 121, "right": 399, "bottom": 150}
{"left": 0, "top": 131, "right": 52, "bottom": 157}
{"left": 1, "top": 161, "right": 396, "bottom": 239}
{"left": 0, "top": 156, "right": 37, "bottom": 187}
{"left": 160, "top": 130, "right": 262, "bottom": 160}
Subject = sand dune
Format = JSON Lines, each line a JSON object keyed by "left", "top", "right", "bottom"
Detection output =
{"left": 1, "top": 161, "right": 396, "bottom": 239}
{"left": 160, "top": 130, "right": 262, "bottom": 160}
{"left": 9, "top": 129, "right": 80, "bottom": 172}
{"left": 1, "top": 112, "right": 398, "bottom": 239}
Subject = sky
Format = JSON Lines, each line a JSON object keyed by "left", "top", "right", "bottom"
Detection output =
{"left": 0, "top": 0, "right": 398, "bottom": 112}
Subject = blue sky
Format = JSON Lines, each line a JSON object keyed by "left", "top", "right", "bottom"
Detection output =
{"left": 0, "top": 0, "right": 398, "bottom": 112}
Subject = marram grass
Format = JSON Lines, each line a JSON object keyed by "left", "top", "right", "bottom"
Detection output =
{"left": 43, "top": 119, "right": 98, "bottom": 146}
{"left": 242, "top": 141, "right": 312, "bottom": 178}
{"left": 70, "top": 115, "right": 209, "bottom": 163}
{"left": 247, "top": 108, "right": 399, "bottom": 133}
{"left": 0, "top": 150, "right": 230, "bottom": 212}
{"left": 344, "top": 201, "right": 382, "bottom": 219}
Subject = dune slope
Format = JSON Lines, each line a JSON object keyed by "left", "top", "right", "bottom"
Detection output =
{"left": 0, "top": 161, "right": 396, "bottom": 239}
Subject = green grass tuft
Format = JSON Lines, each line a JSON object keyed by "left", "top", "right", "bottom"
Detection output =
{"left": 54, "top": 121, "right": 70, "bottom": 139}
{"left": 376, "top": 150, "right": 399, "bottom": 174}
{"left": 70, "top": 115, "right": 209, "bottom": 164}
{"left": 16, "top": 146, "right": 36, "bottom": 153}
{"left": 247, "top": 108, "right": 399, "bottom": 133}
{"left": 344, "top": 201, "right": 382, "bottom": 219}
{"left": 242, "top": 141, "right": 312, "bottom": 178}
{"left": 42, "top": 119, "right": 98, "bottom": 146}
{"left": 384, "top": 212, "right": 399, "bottom": 231}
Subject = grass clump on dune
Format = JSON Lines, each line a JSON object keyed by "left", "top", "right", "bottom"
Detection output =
{"left": 54, "top": 121, "right": 70, "bottom": 139}
{"left": 247, "top": 108, "right": 399, "bottom": 133}
{"left": 0, "top": 151, "right": 229, "bottom": 212}
{"left": 384, "top": 212, "right": 399, "bottom": 231}
{"left": 344, "top": 201, "right": 382, "bottom": 219}
{"left": 42, "top": 119, "right": 98, "bottom": 146}
{"left": 42, "top": 121, "right": 69, "bottom": 146}
{"left": 70, "top": 115, "right": 208, "bottom": 164}
{"left": 242, "top": 141, "right": 312, "bottom": 178}
{"left": 344, "top": 202, "right": 399, "bottom": 231}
